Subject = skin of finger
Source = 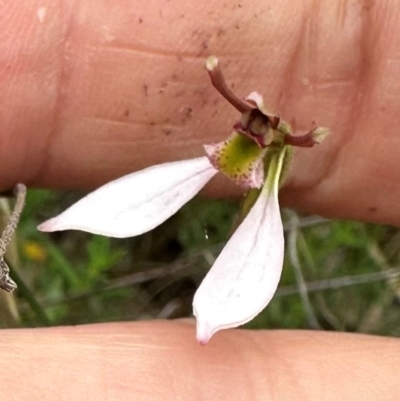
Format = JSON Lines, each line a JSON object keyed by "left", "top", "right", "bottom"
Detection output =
{"left": 0, "top": 321, "right": 399, "bottom": 401}
{"left": 2, "top": 0, "right": 400, "bottom": 225}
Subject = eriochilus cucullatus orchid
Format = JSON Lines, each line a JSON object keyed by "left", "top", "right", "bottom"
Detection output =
{"left": 39, "top": 56, "right": 329, "bottom": 344}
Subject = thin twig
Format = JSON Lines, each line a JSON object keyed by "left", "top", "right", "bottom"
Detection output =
{"left": 0, "top": 184, "right": 26, "bottom": 256}
{"left": 0, "top": 184, "right": 26, "bottom": 292}
{"left": 297, "top": 231, "right": 341, "bottom": 330}
{"left": 288, "top": 213, "right": 321, "bottom": 329}
{"left": 6, "top": 258, "right": 51, "bottom": 326}
{"left": 283, "top": 215, "right": 329, "bottom": 230}
{"left": 31, "top": 262, "right": 400, "bottom": 309}
{"left": 276, "top": 266, "right": 400, "bottom": 297}
{"left": 368, "top": 241, "right": 400, "bottom": 297}
{"left": 157, "top": 299, "right": 182, "bottom": 319}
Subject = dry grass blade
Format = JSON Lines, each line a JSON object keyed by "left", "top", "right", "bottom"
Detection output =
{"left": 288, "top": 212, "right": 321, "bottom": 329}
{"left": 0, "top": 184, "right": 26, "bottom": 292}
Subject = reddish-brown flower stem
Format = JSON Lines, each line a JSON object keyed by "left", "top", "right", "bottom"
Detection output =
{"left": 206, "top": 60, "right": 253, "bottom": 113}
{"left": 283, "top": 132, "right": 317, "bottom": 147}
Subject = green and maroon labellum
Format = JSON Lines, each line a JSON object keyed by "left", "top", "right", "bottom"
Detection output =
{"left": 204, "top": 132, "right": 267, "bottom": 189}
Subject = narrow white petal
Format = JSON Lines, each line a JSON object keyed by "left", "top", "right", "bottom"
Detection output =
{"left": 38, "top": 157, "right": 217, "bottom": 238}
{"left": 193, "top": 151, "right": 286, "bottom": 344}
{"left": 245, "top": 92, "right": 274, "bottom": 116}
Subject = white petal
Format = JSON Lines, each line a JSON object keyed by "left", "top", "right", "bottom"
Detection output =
{"left": 245, "top": 91, "right": 265, "bottom": 109}
{"left": 193, "top": 154, "right": 285, "bottom": 344}
{"left": 245, "top": 92, "right": 274, "bottom": 116}
{"left": 38, "top": 157, "right": 217, "bottom": 238}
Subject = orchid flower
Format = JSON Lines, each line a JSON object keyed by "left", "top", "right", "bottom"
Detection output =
{"left": 38, "top": 56, "right": 329, "bottom": 343}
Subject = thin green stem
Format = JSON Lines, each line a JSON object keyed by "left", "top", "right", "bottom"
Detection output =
{"left": 6, "top": 259, "right": 51, "bottom": 326}
{"left": 262, "top": 146, "right": 288, "bottom": 195}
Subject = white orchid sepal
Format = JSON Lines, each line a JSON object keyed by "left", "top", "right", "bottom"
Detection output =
{"left": 38, "top": 157, "right": 218, "bottom": 238}
{"left": 193, "top": 148, "right": 287, "bottom": 344}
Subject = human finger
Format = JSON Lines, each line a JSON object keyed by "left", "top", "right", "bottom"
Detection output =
{"left": 2, "top": 1, "right": 400, "bottom": 225}
{"left": 1, "top": 321, "right": 399, "bottom": 401}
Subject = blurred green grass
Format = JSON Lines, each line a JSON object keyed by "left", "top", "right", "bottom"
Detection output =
{"left": 3, "top": 188, "right": 399, "bottom": 336}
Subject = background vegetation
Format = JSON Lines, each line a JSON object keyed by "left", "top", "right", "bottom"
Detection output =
{"left": 1, "top": 188, "right": 399, "bottom": 336}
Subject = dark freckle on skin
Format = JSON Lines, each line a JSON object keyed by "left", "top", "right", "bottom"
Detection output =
{"left": 143, "top": 84, "right": 148, "bottom": 96}
{"left": 235, "top": 25, "right": 240, "bottom": 29}
{"left": 124, "top": 110, "right": 130, "bottom": 117}
{"left": 164, "top": 129, "right": 172, "bottom": 136}
{"left": 368, "top": 207, "right": 378, "bottom": 212}
{"left": 238, "top": 4, "right": 242, "bottom": 7}
{"left": 139, "top": 18, "right": 143, "bottom": 23}
{"left": 362, "top": 2, "right": 373, "bottom": 11}
{"left": 182, "top": 108, "right": 192, "bottom": 123}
